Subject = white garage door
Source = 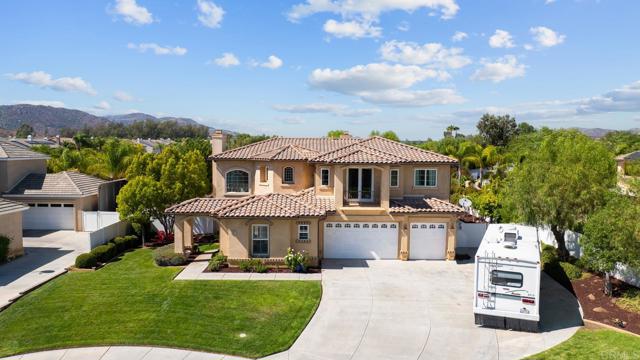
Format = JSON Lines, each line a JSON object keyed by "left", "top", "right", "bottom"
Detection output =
{"left": 324, "top": 222, "right": 398, "bottom": 259}
{"left": 23, "top": 204, "right": 75, "bottom": 230}
{"left": 409, "top": 223, "right": 447, "bottom": 260}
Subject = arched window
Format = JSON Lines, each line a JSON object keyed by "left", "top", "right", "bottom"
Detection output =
{"left": 226, "top": 170, "right": 249, "bottom": 193}
{"left": 283, "top": 166, "right": 295, "bottom": 184}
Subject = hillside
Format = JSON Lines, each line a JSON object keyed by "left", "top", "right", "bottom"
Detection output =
{"left": 105, "top": 113, "right": 199, "bottom": 126}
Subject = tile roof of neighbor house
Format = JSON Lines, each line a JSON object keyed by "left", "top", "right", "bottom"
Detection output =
{"left": 0, "top": 198, "right": 29, "bottom": 215}
{"left": 0, "top": 140, "right": 50, "bottom": 159}
{"left": 5, "top": 171, "right": 107, "bottom": 197}
{"left": 165, "top": 197, "right": 238, "bottom": 215}
{"left": 616, "top": 150, "right": 640, "bottom": 161}
{"left": 211, "top": 136, "right": 457, "bottom": 164}
{"left": 389, "top": 197, "right": 465, "bottom": 214}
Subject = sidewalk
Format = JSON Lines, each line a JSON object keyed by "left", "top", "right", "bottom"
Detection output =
{"left": 1, "top": 346, "right": 257, "bottom": 360}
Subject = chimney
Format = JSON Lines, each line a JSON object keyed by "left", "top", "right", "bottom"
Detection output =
{"left": 339, "top": 131, "right": 352, "bottom": 139}
{"left": 211, "top": 129, "right": 227, "bottom": 155}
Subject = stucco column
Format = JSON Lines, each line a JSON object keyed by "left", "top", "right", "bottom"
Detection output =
{"left": 184, "top": 218, "right": 194, "bottom": 249}
{"left": 446, "top": 218, "right": 457, "bottom": 260}
{"left": 380, "top": 165, "right": 390, "bottom": 209}
{"left": 399, "top": 216, "right": 409, "bottom": 260}
{"left": 334, "top": 165, "right": 344, "bottom": 208}
{"left": 174, "top": 216, "right": 185, "bottom": 253}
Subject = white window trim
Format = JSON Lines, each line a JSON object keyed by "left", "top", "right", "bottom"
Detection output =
{"left": 414, "top": 168, "right": 438, "bottom": 188}
{"left": 347, "top": 167, "right": 375, "bottom": 202}
{"left": 225, "top": 168, "right": 251, "bottom": 195}
{"left": 251, "top": 224, "right": 269, "bottom": 257}
{"left": 283, "top": 166, "right": 295, "bottom": 184}
{"left": 297, "top": 224, "right": 310, "bottom": 241}
{"left": 390, "top": 168, "right": 400, "bottom": 188}
{"left": 320, "top": 167, "right": 331, "bottom": 187}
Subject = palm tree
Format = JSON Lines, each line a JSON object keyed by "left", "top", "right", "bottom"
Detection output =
{"left": 90, "top": 139, "right": 138, "bottom": 180}
{"left": 445, "top": 141, "right": 482, "bottom": 184}
{"left": 464, "top": 145, "right": 503, "bottom": 184}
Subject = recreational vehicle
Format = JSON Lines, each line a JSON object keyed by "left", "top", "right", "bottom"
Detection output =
{"left": 473, "top": 224, "right": 542, "bottom": 332}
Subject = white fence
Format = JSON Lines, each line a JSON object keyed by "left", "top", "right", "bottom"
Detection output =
{"left": 83, "top": 211, "right": 121, "bottom": 232}
{"left": 456, "top": 222, "right": 489, "bottom": 248}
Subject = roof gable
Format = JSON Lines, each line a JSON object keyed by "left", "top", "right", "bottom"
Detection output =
{"left": 0, "top": 140, "right": 50, "bottom": 160}
{"left": 5, "top": 171, "right": 106, "bottom": 197}
{"left": 212, "top": 137, "right": 360, "bottom": 161}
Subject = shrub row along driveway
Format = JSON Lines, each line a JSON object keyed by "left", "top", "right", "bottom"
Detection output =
{"left": 0, "top": 249, "right": 321, "bottom": 359}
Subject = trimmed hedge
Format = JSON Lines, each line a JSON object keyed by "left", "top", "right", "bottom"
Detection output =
{"left": 152, "top": 244, "right": 188, "bottom": 266}
{"left": 0, "top": 235, "right": 10, "bottom": 263}
{"left": 239, "top": 259, "right": 268, "bottom": 273}
{"left": 560, "top": 262, "right": 583, "bottom": 280}
{"left": 91, "top": 243, "right": 117, "bottom": 263}
{"left": 75, "top": 253, "right": 98, "bottom": 269}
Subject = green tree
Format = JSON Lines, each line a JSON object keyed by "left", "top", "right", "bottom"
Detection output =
{"left": 464, "top": 145, "right": 502, "bottom": 183}
{"left": 15, "top": 124, "right": 34, "bottom": 138}
{"left": 501, "top": 130, "right": 617, "bottom": 259}
{"left": 444, "top": 141, "right": 482, "bottom": 184}
{"left": 225, "top": 133, "right": 271, "bottom": 149}
{"left": 370, "top": 130, "right": 400, "bottom": 141}
{"left": 327, "top": 130, "right": 348, "bottom": 139}
{"left": 89, "top": 139, "right": 141, "bottom": 180}
{"left": 582, "top": 194, "right": 640, "bottom": 295}
{"left": 516, "top": 122, "right": 536, "bottom": 135}
{"left": 116, "top": 176, "right": 165, "bottom": 242}
{"left": 477, "top": 114, "right": 518, "bottom": 146}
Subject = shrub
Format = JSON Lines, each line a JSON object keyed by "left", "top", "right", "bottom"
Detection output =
{"left": 560, "top": 261, "right": 583, "bottom": 280}
{"left": 239, "top": 259, "right": 265, "bottom": 272}
{"left": 206, "top": 252, "right": 227, "bottom": 272}
{"left": 541, "top": 244, "right": 559, "bottom": 271}
{"left": 124, "top": 235, "right": 139, "bottom": 249}
{"left": 0, "top": 235, "right": 10, "bottom": 263}
{"left": 111, "top": 237, "right": 129, "bottom": 253}
{"left": 91, "top": 243, "right": 117, "bottom": 263}
{"left": 152, "top": 244, "right": 188, "bottom": 266}
{"left": 284, "top": 248, "right": 308, "bottom": 273}
{"left": 75, "top": 253, "right": 98, "bottom": 269}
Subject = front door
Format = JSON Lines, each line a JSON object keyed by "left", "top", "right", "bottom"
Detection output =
{"left": 347, "top": 168, "right": 373, "bottom": 202}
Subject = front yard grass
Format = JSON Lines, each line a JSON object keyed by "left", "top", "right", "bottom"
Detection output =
{"left": 0, "top": 248, "right": 321, "bottom": 359}
{"left": 526, "top": 328, "right": 640, "bottom": 359}
{"left": 617, "top": 288, "right": 640, "bottom": 314}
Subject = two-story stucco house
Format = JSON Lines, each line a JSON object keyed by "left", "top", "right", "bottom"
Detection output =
{"left": 168, "top": 131, "right": 464, "bottom": 264}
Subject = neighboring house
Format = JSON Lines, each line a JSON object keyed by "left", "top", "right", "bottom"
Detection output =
{"left": 616, "top": 151, "right": 640, "bottom": 175}
{"left": 135, "top": 138, "right": 173, "bottom": 153}
{"left": 0, "top": 140, "right": 108, "bottom": 232}
{"left": 168, "top": 131, "right": 464, "bottom": 264}
{"left": 0, "top": 198, "right": 29, "bottom": 258}
{"left": 3, "top": 135, "right": 60, "bottom": 148}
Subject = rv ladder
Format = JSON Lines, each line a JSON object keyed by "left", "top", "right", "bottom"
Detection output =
{"left": 483, "top": 251, "right": 497, "bottom": 309}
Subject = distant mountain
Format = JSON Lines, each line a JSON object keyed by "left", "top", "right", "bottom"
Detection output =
{"left": 0, "top": 104, "right": 204, "bottom": 135}
{"left": 573, "top": 127, "right": 640, "bottom": 139}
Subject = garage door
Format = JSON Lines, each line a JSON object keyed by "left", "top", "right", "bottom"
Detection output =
{"left": 409, "top": 223, "right": 447, "bottom": 260}
{"left": 23, "top": 204, "right": 75, "bottom": 230}
{"left": 324, "top": 222, "right": 398, "bottom": 259}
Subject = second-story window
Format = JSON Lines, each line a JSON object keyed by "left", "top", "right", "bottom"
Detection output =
{"left": 414, "top": 169, "right": 437, "bottom": 187}
{"left": 390, "top": 169, "right": 399, "bottom": 187}
{"left": 321, "top": 168, "right": 330, "bottom": 186}
{"left": 226, "top": 170, "right": 249, "bottom": 193}
{"left": 283, "top": 166, "right": 295, "bottom": 184}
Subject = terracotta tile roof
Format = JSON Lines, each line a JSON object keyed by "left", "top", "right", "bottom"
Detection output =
{"left": 0, "top": 140, "right": 50, "bottom": 159}
{"left": 293, "top": 187, "right": 336, "bottom": 213}
{"left": 0, "top": 198, "right": 29, "bottom": 215}
{"left": 4, "top": 171, "right": 106, "bottom": 197}
{"left": 214, "top": 192, "right": 326, "bottom": 218}
{"left": 165, "top": 197, "right": 237, "bottom": 215}
{"left": 310, "top": 137, "right": 457, "bottom": 164}
{"left": 212, "top": 137, "right": 360, "bottom": 161}
{"left": 389, "top": 197, "right": 465, "bottom": 214}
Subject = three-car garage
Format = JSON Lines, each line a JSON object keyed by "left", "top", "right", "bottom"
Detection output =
{"left": 323, "top": 221, "right": 449, "bottom": 260}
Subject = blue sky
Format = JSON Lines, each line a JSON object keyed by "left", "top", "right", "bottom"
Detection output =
{"left": 1, "top": 0, "right": 639, "bottom": 139}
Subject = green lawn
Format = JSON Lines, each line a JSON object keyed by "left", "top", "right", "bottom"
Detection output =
{"left": 527, "top": 329, "right": 640, "bottom": 359}
{"left": 197, "top": 242, "right": 219, "bottom": 253}
{"left": 0, "top": 249, "right": 321, "bottom": 358}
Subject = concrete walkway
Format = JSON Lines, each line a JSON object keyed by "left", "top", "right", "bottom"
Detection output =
{"left": 0, "top": 346, "right": 251, "bottom": 360}
{"left": 0, "top": 231, "right": 84, "bottom": 309}
{"left": 1, "top": 259, "right": 582, "bottom": 360}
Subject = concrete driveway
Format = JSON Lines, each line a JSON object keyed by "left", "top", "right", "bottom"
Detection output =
{"left": 283, "top": 259, "right": 582, "bottom": 360}
{"left": 0, "top": 230, "right": 84, "bottom": 309}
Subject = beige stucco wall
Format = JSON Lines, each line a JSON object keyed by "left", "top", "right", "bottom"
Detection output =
{"left": 213, "top": 160, "right": 255, "bottom": 198}
{"left": 0, "top": 211, "right": 24, "bottom": 258}
{"left": 271, "top": 161, "right": 314, "bottom": 194}
{"left": 390, "top": 164, "right": 452, "bottom": 200}
{"left": 0, "top": 159, "right": 47, "bottom": 193}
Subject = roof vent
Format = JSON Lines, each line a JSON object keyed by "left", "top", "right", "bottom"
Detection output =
{"left": 503, "top": 230, "right": 518, "bottom": 249}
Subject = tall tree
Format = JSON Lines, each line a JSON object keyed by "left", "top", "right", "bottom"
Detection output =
{"left": 500, "top": 130, "right": 617, "bottom": 259}
{"left": 444, "top": 141, "right": 482, "bottom": 184}
{"left": 581, "top": 194, "right": 640, "bottom": 295}
{"left": 370, "top": 130, "right": 400, "bottom": 141}
{"left": 89, "top": 138, "right": 141, "bottom": 180}
{"left": 15, "top": 124, "right": 34, "bottom": 138}
{"left": 516, "top": 122, "right": 536, "bottom": 135}
{"left": 477, "top": 114, "right": 518, "bottom": 146}
{"left": 327, "top": 129, "right": 348, "bottom": 139}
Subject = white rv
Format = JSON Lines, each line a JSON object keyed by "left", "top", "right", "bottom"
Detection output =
{"left": 473, "top": 224, "right": 541, "bottom": 332}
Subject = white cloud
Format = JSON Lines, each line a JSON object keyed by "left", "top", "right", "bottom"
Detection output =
{"left": 451, "top": 31, "right": 468, "bottom": 42}
{"left": 213, "top": 52, "right": 240, "bottom": 67}
{"left": 196, "top": 0, "right": 224, "bottom": 28}
{"left": 379, "top": 40, "right": 471, "bottom": 69}
{"left": 323, "top": 19, "right": 381, "bottom": 39}
{"left": 94, "top": 100, "right": 111, "bottom": 110}
{"left": 397, "top": 21, "right": 410, "bottom": 32}
{"left": 578, "top": 81, "right": 640, "bottom": 113}
{"left": 278, "top": 116, "right": 306, "bottom": 124}
{"left": 530, "top": 26, "right": 566, "bottom": 47}
{"left": 260, "top": 55, "right": 283, "bottom": 69}
{"left": 489, "top": 29, "right": 515, "bottom": 48}
{"left": 6, "top": 71, "right": 97, "bottom": 95}
{"left": 13, "top": 100, "right": 65, "bottom": 108}
{"left": 545, "top": 0, "right": 556, "bottom": 4}
{"left": 288, "top": 0, "right": 460, "bottom": 22}
{"left": 358, "top": 89, "right": 465, "bottom": 107}
{"left": 273, "top": 103, "right": 381, "bottom": 117}
{"left": 470, "top": 55, "right": 526, "bottom": 83}
{"left": 127, "top": 43, "right": 187, "bottom": 56}
{"left": 113, "top": 90, "right": 136, "bottom": 102}
{"left": 112, "top": 0, "right": 153, "bottom": 25}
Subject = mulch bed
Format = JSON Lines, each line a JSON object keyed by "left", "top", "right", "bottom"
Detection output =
{"left": 572, "top": 274, "right": 640, "bottom": 335}
{"left": 204, "top": 265, "right": 321, "bottom": 274}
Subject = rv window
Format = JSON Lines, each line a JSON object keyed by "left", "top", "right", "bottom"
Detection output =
{"left": 491, "top": 270, "right": 523, "bottom": 288}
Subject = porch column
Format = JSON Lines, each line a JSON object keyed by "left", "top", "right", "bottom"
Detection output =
{"left": 334, "top": 165, "right": 344, "bottom": 208}
{"left": 184, "top": 217, "right": 194, "bottom": 249}
{"left": 380, "top": 165, "right": 390, "bottom": 209}
{"left": 174, "top": 215, "right": 185, "bottom": 253}
{"left": 446, "top": 219, "right": 457, "bottom": 260}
